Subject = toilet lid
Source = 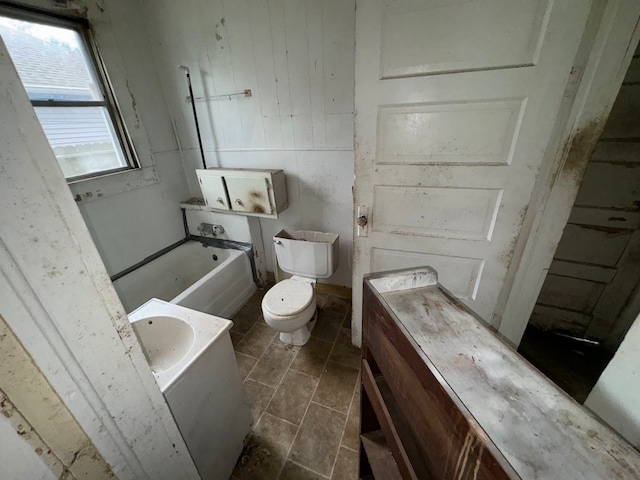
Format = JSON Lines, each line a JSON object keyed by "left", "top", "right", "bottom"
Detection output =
{"left": 263, "top": 280, "right": 314, "bottom": 317}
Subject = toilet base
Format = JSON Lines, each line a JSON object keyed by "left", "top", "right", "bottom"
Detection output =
{"left": 278, "top": 310, "right": 318, "bottom": 346}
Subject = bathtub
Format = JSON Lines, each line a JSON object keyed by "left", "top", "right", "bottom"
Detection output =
{"left": 113, "top": 241, "right": 257, "bottom": 316}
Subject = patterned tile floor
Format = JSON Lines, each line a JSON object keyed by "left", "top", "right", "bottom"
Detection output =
{"left": 230, "top": 285, "right": 361, "bottom": 480}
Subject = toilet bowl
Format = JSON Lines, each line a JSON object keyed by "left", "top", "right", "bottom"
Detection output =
{"left": 261, "top": 276, "right": 317, "bottom": 346}
{"left": 261, "top": 229, "right": 339, "bottom": 346}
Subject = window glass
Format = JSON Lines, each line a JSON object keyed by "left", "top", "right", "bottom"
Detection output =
{"left": 34, "top": 106, "right": 128, "bottom": 177}
{"left": 0, "top": 13, "right": 134, "bottom": 179}
{"left": 0, "top": 16, "right": 102, "bottom": 101}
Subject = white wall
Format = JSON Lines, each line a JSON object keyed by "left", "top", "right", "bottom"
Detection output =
{"left": 142, "top": 0, "right": 355, "bottom": 286}
{"left": 76, "top": 152, "right": 189, "bottom": 276}
{"left": 585, "top": 313, "right": 640, "bottom": 449}
{"left": 0, "top": 30, "right": 198, "bottom": 478}
{"left": 77, "top": 0, "right": 194, "bottom": 276}
{"left": 10, "top": 0, "right": 194, "bottom": 277}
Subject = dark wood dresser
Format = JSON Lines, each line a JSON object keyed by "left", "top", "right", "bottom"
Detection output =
{"left": 359, "top": 267, "right": 640, "bottom": 479}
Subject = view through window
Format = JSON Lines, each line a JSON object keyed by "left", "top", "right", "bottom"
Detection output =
{"left": 0, "top": 11, "right": 136, "bottom": 179}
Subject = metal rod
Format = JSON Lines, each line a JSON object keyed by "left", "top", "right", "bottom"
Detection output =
{"left": 177, "top": 65, "right": 207, "bottom": 170}
{"left": 110, "top": 238, "right": 189, "bottom": 282}
{"left": 553, "top": 332, "right": 601, "bottom": 346}
{"left": 186, "top": 89, "right": 252, "bottom": 103}
{"left": 31, "top": 100, "right": 106, "bottom": 107}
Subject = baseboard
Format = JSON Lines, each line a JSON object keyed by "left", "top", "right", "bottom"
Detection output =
{"left": 266, "top": 271, "right": 352, "bottom": 300}
{"left": 316, "top": 283, "right": 352, "bottom": 300}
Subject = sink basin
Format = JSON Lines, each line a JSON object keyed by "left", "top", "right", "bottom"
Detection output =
{"left": 127, "top": 298, "right": 248, "bottom": 480}
{"left": 131, "top": 315, "right": 195, "bottom": 373}
{"left": 128, "top": 298, "right": 233, "bottom": 390}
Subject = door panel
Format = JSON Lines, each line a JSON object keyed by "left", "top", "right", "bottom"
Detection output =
{"left": 376, "top": 99, "right": 525, "bottom": 165}
{"left": 353, "top": 0, "right": 594, "bottom": 343}
{"left": 379, "top": 0, "right": 552, "bottom": 77}
{"left": 372, "top": 185, "right": 502, "bottom": 240}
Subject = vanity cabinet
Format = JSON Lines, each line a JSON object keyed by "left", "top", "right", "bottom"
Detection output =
{"left": 360, "top": 267, "right": 640, "bottom": 480}
{"left": 196, "top": 168, "right": 288, "bottom": 218}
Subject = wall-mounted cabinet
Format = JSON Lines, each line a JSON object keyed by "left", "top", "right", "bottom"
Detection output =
{"left": 196, "top": 168, "right": 288, "bottom": 218}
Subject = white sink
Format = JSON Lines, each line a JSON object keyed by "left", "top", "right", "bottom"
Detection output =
{"left": 131, "top": 316, "right": 195, "bottom": 373}
{"left": 127, "top": 298, "right": 250, "bottom": 480}
{"left": 128, "top": 298, "right": 234, "bottom": 390}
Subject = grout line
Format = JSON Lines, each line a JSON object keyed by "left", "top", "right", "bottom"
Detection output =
{"left": 276, "top": 306, "right": 348, "bottom": 479}
{"left": 235, "top": 314, "right": 279, "bottom": 431}
{"left": 236, "top": 322, "right": 276, "bottom": 363}
{"left": 305, "top": 336, "right": 334, "bottom": 345}
{"left": 338, "top": 375, "right": 360, "bottom": 451}
{"left": 288, "top": 366, "right": 323, "bottom": 379}
{"left": 326, "top": 358, "right": 361, "bottom": 371}
{"left": 245, "top": 301, "right": 305, "bottom": 411}
{"left": 235, "top": 352, "right": 259, "bottom": 382}
{"left": 255, "top": 338, "right": 305, "bottom": 477}
{"left": 340, "top": 445, "right": 358, "bottom": 454}
{"left": 309, "top": 400, "right": 350, "bottom": 416}
{"left": 326, "top": 311, "right": 357, "bottom": 478}
{"left": 235, "top": 351, "right": 259, "bottom": 361}
{"left": 285, "top": 368, "right": 321, "bottom": 381}
{"left": 234, "top": 295, "right": 353, "bottom": 479}
{"left": 248, "top": 378, "right": 282, "bottom": 389}
{"left": 286, "top": 459, "right": 331, "bottom": 479}
{"left": 261, "top": 411, "right": 300, "bottom": 429}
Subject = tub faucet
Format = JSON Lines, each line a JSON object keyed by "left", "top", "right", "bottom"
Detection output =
{"left": 198, "top": 223, "right": 225, "bottom": 237}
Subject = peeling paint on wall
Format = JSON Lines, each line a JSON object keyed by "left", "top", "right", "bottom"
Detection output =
{"left": 0, "top": 315, "right": 115, "bottom": 479}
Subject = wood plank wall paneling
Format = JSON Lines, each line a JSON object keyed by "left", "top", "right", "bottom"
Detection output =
{"left": 142, "top": 0, "right": 356, "bottom": 287}
{"left": 530, "top": 43, "right": 640, "bottom": 341}
{"left": 144, "top": 0, "right": 355, "bottom": 153}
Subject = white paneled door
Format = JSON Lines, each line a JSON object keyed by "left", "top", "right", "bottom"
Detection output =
{"left": 352, "top": 0, "right": 596, "bottom": 344}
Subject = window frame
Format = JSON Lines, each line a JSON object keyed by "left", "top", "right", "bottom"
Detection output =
{"left": 0, "top": 3, "right": 140, "bottom": 182}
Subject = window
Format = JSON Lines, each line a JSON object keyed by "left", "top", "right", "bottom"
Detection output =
{"left": 0, "top": 7, "right": 137, "bottom": 180}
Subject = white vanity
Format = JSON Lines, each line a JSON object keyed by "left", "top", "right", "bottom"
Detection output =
{"left": 129, "top": 299, "right": 251, "bottom": 480}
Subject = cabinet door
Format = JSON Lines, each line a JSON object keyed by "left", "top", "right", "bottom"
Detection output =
{"left": 197, "top": 172, "right": 230, "bottom": 210}
{"left": 226, "top": 176, "right": 273, "bottom": 215}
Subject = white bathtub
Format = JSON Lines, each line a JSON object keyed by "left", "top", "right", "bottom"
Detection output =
{"left": 113, "top": 241, "right": 257, "bottom": 317}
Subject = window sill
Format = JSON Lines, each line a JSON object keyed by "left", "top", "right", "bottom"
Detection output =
{"left": 69, "top": 164, "right": 159, "bottom": 204}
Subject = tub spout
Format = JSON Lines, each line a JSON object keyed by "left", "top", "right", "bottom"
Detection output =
{"left": 198, "top": 223, "right": 225, "bottom": 237}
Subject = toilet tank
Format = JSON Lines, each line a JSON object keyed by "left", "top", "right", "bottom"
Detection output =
{"left": 274, "top": 229, "right": 339, "bottom": 279}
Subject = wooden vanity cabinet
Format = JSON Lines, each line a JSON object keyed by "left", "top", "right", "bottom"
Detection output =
{"left": 359, "top": 267, "right": 640, "bottom": 480}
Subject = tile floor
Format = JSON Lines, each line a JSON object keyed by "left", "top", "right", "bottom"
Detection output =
{"left": 230, "top": 286, "right": 361, "bottom": 480}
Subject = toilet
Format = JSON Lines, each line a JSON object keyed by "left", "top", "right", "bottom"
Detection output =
{"left": 261, "top": 229, "right": 339, "bottom": 346}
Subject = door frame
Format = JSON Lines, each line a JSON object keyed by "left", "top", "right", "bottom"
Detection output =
{"left": 0, "top": 38, "right": 198, "bottom": 479}
{"left": 495, "top": 0, "right": 640, "bottom": 345}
